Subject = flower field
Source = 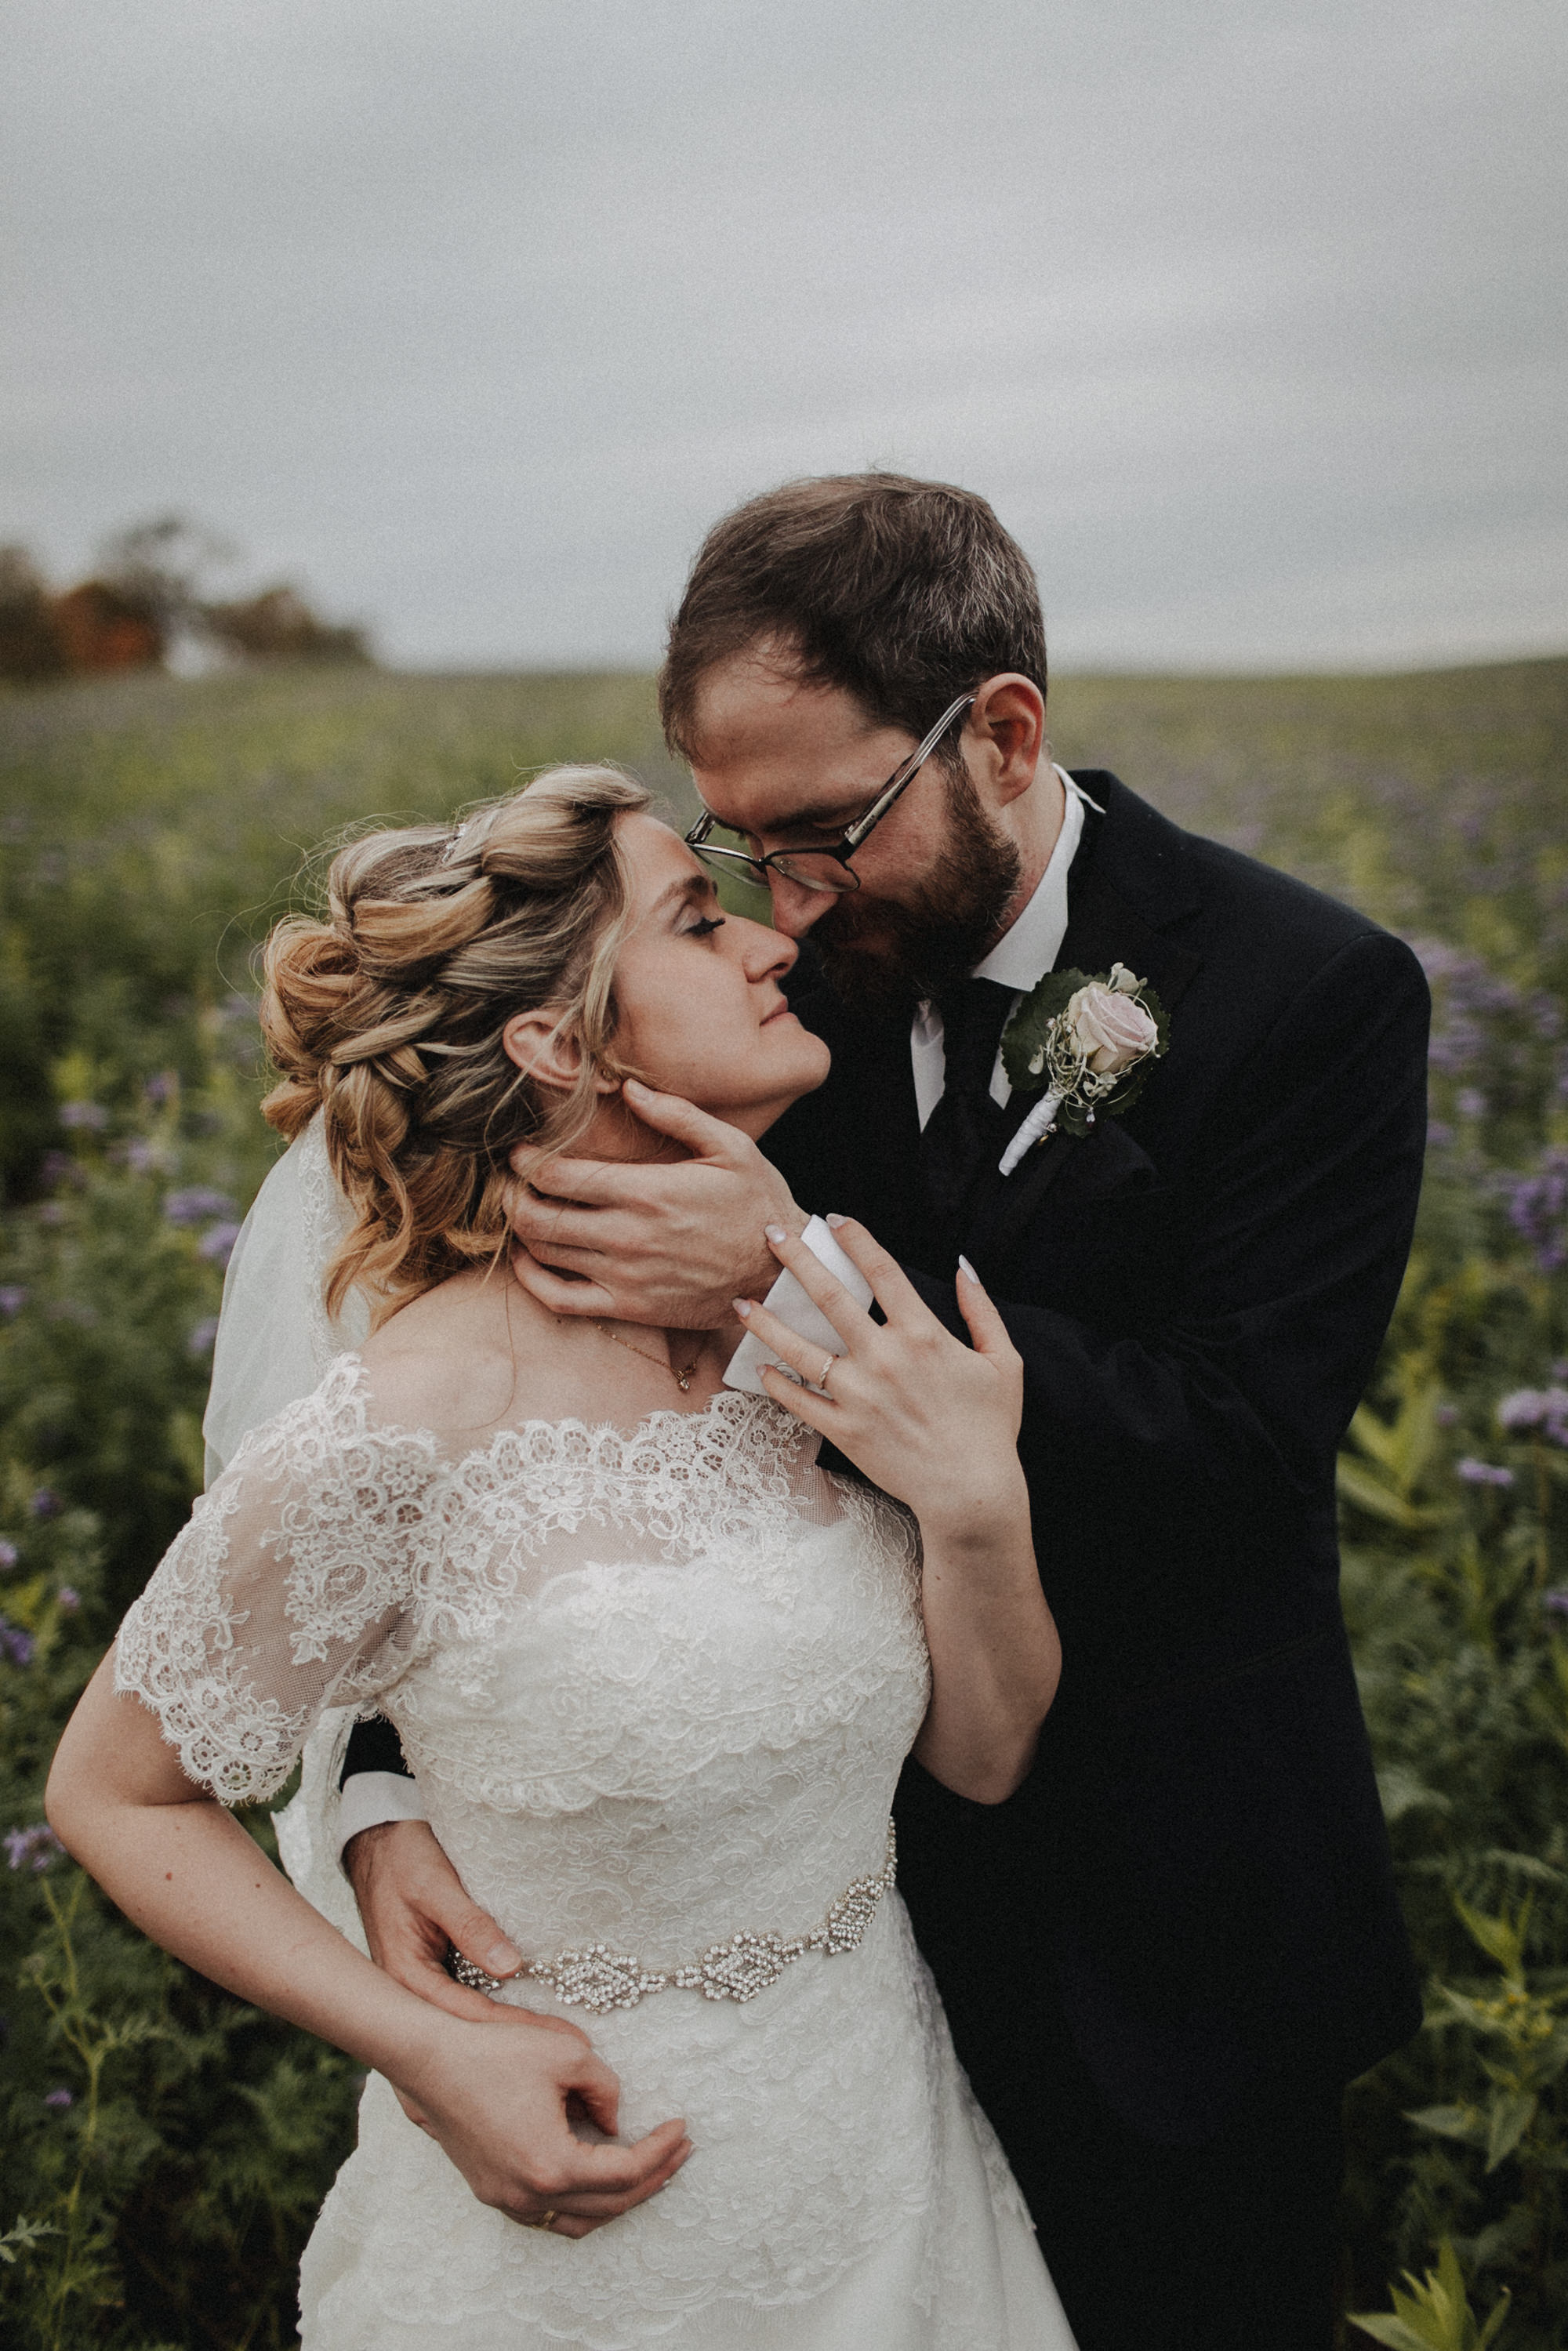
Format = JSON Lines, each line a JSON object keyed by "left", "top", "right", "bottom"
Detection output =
{"left": 2, "top": 655, "right": 1565, "bottom": 2346}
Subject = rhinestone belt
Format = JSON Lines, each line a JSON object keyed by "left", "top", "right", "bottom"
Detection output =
{"left": 447, "top": 1819, "right": 897, "bottom": 2016}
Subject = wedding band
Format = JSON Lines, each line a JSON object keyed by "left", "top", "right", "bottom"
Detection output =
{"left": 524, "top": 2208, "right": 558, "bottom": 2232}
{"left": 817, "top": 1352, "right": 836, "bottom": 1391}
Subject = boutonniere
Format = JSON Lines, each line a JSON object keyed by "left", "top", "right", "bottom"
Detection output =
{"left": 996, "top": 962, "right": 1170, "bottom": 1176}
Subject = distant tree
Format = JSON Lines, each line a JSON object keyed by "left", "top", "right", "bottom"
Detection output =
{"left": 0, "top": 517, "right": 375, "bottom": 682}
{"left": 201, "top": 582, "right": 372, "bottom": 666}
{"left": 98, "top": 513, "right": 236, "bottom": 636}
{"left": 0, "top": 546, "right": 67, "bottom": 680}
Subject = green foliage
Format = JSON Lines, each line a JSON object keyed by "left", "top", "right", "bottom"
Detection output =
{"left": 1349, "top": 2239, "right": 1512, "bottom": 2350}
{"left": 1, "top": 657, "right": 1566, "bottom": 2343}
{"left": 0, "top": 669, "right": 684, "bottom": 2347}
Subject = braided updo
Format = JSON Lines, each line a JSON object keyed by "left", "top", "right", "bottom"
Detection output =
{"left": 260, "top": 764, "right": 652, "bottom": 1322}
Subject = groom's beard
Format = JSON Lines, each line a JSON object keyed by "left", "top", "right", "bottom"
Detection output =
{"left": 809, "top": 765, "right": 1022, "bottom": 1012}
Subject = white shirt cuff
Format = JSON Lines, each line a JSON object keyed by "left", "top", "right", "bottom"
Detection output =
{"left": 723, "top": 1215, "right": 875, "bottom": 1396}
{"left": 335, "top": 1767, "right": 430, "bottom": 1867}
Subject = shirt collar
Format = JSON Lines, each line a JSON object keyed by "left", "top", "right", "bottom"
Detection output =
{"left": 969, "top": 766, "right": 1087, "bottom": 995}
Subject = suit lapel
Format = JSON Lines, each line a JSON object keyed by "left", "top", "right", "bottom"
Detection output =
{"left": 959, "top": 781, "right": 1204, "bottom": 1271}
{"left": 1054, "top": 788, "right": 1204, "bottom": 1017}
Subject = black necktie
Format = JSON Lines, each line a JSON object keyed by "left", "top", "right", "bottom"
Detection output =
{"left": 917, "top": 976, "right": 1018, "bottom": 1222}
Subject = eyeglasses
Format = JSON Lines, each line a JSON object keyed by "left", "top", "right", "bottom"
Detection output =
{"left": 684, "top": 692, "right": 977, "bottom": 896}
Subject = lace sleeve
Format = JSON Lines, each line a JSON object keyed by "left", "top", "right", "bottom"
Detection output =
{"left": 116, "top": 1359, "right": 439, "bottom": 1805}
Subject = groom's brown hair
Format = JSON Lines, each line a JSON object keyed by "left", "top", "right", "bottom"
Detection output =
{"left": 659, "top": 472, "right": 1047, "bottom": 760}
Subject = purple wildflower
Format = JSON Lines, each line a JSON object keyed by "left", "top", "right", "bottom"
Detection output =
{"left": 39, "top": 1151, "right": 82, "bottom": 1192}
{"left": 1497, "top": 1388, "right": 1568, "bottom": 1442}
{"left": 1500, "top": 1148, "right": 1568, "bottom": 1275}
{"left": 0, "top": 1286, "right": 26, "bottom": 1316}
{"left": 43, "top": 2088, "right": 73, "bottom": 2111}
{"left": 162, "top": 1187, "right": 237, "bottom": 1228}
{"left": 1413, "top": 941, "right": 1525, "bottom": 1076}
{"left": 56, "top": 1587, "right": 79, "bottom": 1613}
{"left": 1434, "top": 1403, "right": 1459, "bottom": 1428}
{"left": 143, "top": 1072, "right": 175, "bottom": 1106}
{"left": 4, "top": 1825, "right": 63, "bottom": 1873}
{"left": 1456, "top": 1089, "right": 1488, "bottom": 1119}
{"left": 121, "top": 1137, "right": 160, "bottom": 1174}
{"left": 1425, "top": 1120, "right": 1454, "bottom": 1148}
{"left": 0, "top": 1616, "right": 35, "bottom": 1666}
{"left": 28, "top": 1489, "right": 59, "bottom": 1519}
{"left": 198, "top": 1221, "right": 241, "bottom": 1269}
{"left": 1542, "top": 1588, "right": 1568, "bottom": 1617}
{"left": 1457, "top": 1458, "right": 1515, "bottom": 1488}
{"left": 57, "top": 1101, "right": 107, "bottom": 1132}
{"left": 0, "top": 1540, "right": 16, "bottom": 1569}
{"left": 187, "top": 1316, "right": 220, "bottom": 1357}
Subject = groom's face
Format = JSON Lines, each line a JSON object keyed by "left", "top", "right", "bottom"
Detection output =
{"left": 686, "top": 647, "right": 1021, "bottom": 1009}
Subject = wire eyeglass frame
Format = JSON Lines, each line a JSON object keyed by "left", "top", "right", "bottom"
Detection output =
{"left": 683, "top": 691, "right": 977, "bottom": 895}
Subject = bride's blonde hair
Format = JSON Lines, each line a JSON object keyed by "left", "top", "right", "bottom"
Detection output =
{"left": 260, "top": 764, "right": 652, "bottom": 1321}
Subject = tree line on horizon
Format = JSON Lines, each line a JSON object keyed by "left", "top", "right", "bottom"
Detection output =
{"left": 0, "top": 516, "right": 373, "bottom": 683}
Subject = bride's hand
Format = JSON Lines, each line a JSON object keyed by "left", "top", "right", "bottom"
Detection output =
{"left": 741, "top": 1222, "right": 1057, "bottom": 1805}
{"left": 739, "top": 1221, "right": 1026, "bottom": 1537}
{"left": 394, "top": 2005, "right": 691, "bottom": 2239}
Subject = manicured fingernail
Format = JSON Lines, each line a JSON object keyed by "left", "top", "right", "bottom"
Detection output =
{"left": 764, "top": 1224, "right": 787, "bottom": 1245}
{"left": 958, "top": 1254, "right": 979, "bottom": 1283}
{"left": 732, "top": 1298, "right": 753, "bottom": 1318}
{"left": 826, "top": 1213, "right": 847, "bottom": 1228}
{"left": 485, "top": 1938, "right": 523, "bottom": 1972}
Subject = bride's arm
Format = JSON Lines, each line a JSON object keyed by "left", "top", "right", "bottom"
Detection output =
{"left": 738, "top": 1223, "right": 1060, "bottom": 1805}
{"left": 47, "top": 1655, "right": 690, "bottom": 2238}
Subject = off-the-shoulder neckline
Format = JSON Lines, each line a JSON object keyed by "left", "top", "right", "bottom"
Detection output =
{"left": 320, "top": 1350, "right": 800, "bottom": 1478}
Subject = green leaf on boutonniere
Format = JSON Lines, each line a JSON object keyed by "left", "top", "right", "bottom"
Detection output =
{"left": 1000, "top": 968, "right": 1094, "bottom": 1096}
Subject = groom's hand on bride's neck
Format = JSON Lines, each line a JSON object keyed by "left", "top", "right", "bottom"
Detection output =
{"left": 508, "top": 1081, "right": 805, "bottom": 1329}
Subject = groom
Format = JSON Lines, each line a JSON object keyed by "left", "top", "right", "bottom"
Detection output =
{"left": 341, "top": 473, "right": 1428, "bottom": 2349}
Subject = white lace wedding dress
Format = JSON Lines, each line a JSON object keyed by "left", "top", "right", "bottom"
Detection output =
{"left": 116, "top": 1352, "right": 1075, "bottom": 2349}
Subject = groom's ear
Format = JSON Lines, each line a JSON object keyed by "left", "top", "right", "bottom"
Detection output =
{"left": 502, "top": 1010, "right": 619, "bottom": 1097}
{"left": 967, "top": 674, "right": 1046, "bottom": 807}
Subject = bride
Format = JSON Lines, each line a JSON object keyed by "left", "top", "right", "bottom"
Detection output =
{"left": 46, "top": 766, "right": 1076, "bottom": 2348}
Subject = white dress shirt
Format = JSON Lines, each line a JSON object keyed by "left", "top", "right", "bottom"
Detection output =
{"left": 909, "top": 766, "right": 1088, "bottom": 1131}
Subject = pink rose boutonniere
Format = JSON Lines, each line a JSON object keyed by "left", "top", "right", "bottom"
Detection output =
{"left": 996, "top": 962, "right": 1170, "bottom": 1176}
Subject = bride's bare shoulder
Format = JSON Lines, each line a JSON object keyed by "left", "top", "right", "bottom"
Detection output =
{"left": 355, "top": 1268, "right": 562, "bottom": 1441}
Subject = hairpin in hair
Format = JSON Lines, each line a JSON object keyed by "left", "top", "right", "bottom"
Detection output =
{"left": 440, "top": 821, "right": 471, "bottom": 865}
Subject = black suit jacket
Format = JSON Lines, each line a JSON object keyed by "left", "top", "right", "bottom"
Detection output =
{"left": 765, "top": 771, "right": 1427, "bottom": 2149}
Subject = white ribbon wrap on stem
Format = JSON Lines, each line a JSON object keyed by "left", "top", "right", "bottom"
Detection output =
{"left": 998, "top": 1090, "right": 1065, "bottom": 1179}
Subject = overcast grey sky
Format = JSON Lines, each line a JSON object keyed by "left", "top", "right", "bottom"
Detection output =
{"left": 4, "top": 0, "right": 1565, "bottom": 671}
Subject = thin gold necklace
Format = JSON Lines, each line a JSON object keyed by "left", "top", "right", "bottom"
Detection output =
{"left": 589, "top": 1320, "right": 702, "bottom": 1393}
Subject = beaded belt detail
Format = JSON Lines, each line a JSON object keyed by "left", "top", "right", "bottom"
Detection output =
{"left": 447, "top": 1819, "right": 897, "bottom": 2016}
